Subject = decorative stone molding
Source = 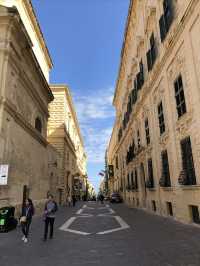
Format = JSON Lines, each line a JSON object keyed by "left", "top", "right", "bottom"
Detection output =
{"left": 159, "top": 130, "right": 169, "bottom": 147}
{"left": 175, "top": 111, "right": 193, "bottom": 139}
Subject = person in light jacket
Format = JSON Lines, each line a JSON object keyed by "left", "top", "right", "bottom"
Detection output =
{"left": 43, "top": 194, "right": 58, "bottom": 241}
{"left": 21, "top": 198, "right": 34, "bottom": 243}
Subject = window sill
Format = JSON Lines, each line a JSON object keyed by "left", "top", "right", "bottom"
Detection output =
{"left": 180, "top": 185, "right": 200, "bottom": 191}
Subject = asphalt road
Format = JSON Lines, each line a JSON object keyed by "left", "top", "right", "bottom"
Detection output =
{"left": 0, "top": 202, "right": 200, "bottom": 266}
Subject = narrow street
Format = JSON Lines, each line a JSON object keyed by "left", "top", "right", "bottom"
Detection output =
{"left": 1, "top": 202, "right": 200, "bottom": 266}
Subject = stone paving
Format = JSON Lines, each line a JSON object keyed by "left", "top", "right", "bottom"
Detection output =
{"left": 0, "top": 202, "right": 200, "bottom": 266}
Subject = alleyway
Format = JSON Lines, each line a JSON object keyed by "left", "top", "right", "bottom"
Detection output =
{"left": 0, "top": 202, "right": 200, "bottom": 266}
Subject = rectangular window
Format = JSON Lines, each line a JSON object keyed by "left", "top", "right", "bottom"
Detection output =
{"left": 137, "top": 130, "right": 141, "bottom": 149}
{"left": 135, "top": 169, "right": 138, "bottom": 189}
{"left": 166, "top": 202, "right": 173, "bottom": 216}
{"left": 181, "top": 137, "right": 196, "bottom": 185}
{"left": 131, "top": 172, "right": 134, "bottom": 189}
{"left": 137, "top": 60, "right": 144, "bottom": 90}
{"left": 148, "top": 158, "right": 154, "bottom": 188}
{"left": 190, "top": 205, "right": 200, "bottom": 224}
{"left": 174, "top": 75, "right": 187, "bottom": 118}
{"left": 157, "top": 101, "right": 165, "bottom": 135}
{"left": 150, "top": 33, "right": 156, "bottom": 66}
{"left": 161, "top": 150, "right": 171, "bottom": 187}
{"left": 152, "top": 200, "right": 156, "bottom": 212}
{"left": 115, "top": 156, "right": 118, "bottom": 169}
{"left": 146, "top": 33, "right": 157, "bottom": 72}
{"left": 163, "top": 0, "right": 174, "bottom": 32}
{"left": 159, "top": 14, "right": 167, "bottom": 42}
{"left": 136, "top": 198, "right": 139, "bottom": 207}
{"left": 159, "top": 0, "right": 174, "bottom": 42}
{"left": 145, "top": 118, "right": 150, "bottom": 145}
{"left": 127, "top": 174, "right": 130, "bottom": 189}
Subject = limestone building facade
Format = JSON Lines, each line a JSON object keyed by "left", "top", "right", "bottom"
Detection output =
{"left": 108, "top": 0, "right": 200, "bottom": 224}
{"left": 0, "top": 3, "right": 56, "bottom": 212}
{"left": 48, "top": 85, "right": 87, "bottom": 204}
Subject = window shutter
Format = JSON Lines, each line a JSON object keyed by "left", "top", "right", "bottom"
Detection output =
{"left": 164, "top": 0, "right": 173, "bottom": 32}
{"left": 181, "top": 137, "right": 196, "bottom": 185}
{"left": 159, "top": 14, "right": 167, "bottom": 42}
{"left": 146, "top": 50, "right": 152, "bottom": 72}
{"left": 136, "top": 72, "right": 141, "bottom": 90}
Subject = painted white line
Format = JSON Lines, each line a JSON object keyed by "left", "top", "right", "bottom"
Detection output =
{"left": 59, "top": 217, "right": 91, "bottom": 235}
{"left": 59, "top": 217, "right": 76, "bottom": 230}
{"left": 83, "top": 205, "right": 87, "bottom": 209}
{"left": 108, "top": 208, "right": 115, "bottom": 214}
{"left": 76, "top": 208, "right": 84, "bottom": 215}
{"left": 115, "top": 216, "right": 130, "bottom": 229}
{"left": 79, "top": 214, "right": 94, "bottom": 217}
{"left": 106, "top": 204, "right": 110, "bottom": 208}
{"left": 64, "top": 228, "right": 91, "bottom": 236}
{"left": 96, "top": 216, "right": 130, "bottom": 235}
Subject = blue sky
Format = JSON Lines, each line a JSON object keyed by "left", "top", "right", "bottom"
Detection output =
{"left": 32, "top": 0, "right": 129, "bottom": 192}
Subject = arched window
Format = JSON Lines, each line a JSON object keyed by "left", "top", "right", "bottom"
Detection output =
{"left": 35, "top": 117, "right": 42, "bottom": 133}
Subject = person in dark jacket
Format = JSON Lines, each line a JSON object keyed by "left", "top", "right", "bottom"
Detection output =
{"left": 43, "top": 194, "right": 58, "bottom": 241}
{"left": 20, "top": 198, "right": 34, "bottom": 243}
{"left": 72, "top": 195, "right": 76, "bottom": 207}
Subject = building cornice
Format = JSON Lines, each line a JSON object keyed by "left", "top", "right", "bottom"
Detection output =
{"left": 113, "top": 0, "right": 133, "bottom": 106}
{"left": 22, "top": 0, "right": 53, "bottom": 68}
{"left": 0, "top": 5, "right": 54, "bottom": 102}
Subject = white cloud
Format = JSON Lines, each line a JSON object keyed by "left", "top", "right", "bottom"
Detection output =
{"left": 84, "top": 127, "right": 113, "bottom": 163}
{"left": 74, "top": 86, "right": 115, "bottom": 121}
{"left": 74, "top": 87, "right": 115, "bottom": 163}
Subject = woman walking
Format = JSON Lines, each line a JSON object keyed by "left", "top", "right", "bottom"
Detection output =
{"left": 20, "top": 198, "right": 34, "bottom": 243}
{"left": 43, "top": 194, "right": 58, "bottom": 241}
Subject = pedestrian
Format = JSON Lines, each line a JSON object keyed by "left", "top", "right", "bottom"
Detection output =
{"left": 43, "top": 194, "right": 58, "bottom": 241}
{"left": 20, "top": 198, "right": 35, "bottom": 243}
{"left": 72, "top": 195, "right": 76, "bottom": 207}
{"left": 67, "top": 195, "right": 71, "bottom": 207}
{"left": 99, "top": 194, "right": 104, "bottom": 204}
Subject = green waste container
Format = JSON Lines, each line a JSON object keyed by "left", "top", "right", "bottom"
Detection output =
{"left": 0, "top": 207, "right": 18, "bottom": 232}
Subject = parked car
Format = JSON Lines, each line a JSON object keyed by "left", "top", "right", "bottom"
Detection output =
{"left": 110, "top": 193, "right": 123, "bottom": 203}
{"left": 0, "top": 206, "right": 18, "bottom": 233}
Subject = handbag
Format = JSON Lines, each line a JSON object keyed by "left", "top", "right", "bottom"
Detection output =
{"left": 20, "top": 216, "right": 27, "bottom": 223}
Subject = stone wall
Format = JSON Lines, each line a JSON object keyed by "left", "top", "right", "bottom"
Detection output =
{"left": 108, "top": 0, "right": 200, "bottom": 224}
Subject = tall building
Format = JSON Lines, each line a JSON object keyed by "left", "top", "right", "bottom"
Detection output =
{"left": 48, "top": 85, "right": 87, "bottom": 204}
{"left": 108, "top": 0, "right": 200, "bottom": 224}
{"left": 0, "top": 2, "right": 56, "bottom": 212}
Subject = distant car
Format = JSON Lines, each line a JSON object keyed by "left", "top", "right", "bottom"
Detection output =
{"left": 110, "top": 193, "right": 123, "bottom": 203}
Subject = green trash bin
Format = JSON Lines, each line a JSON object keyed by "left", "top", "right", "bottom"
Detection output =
{"left": 0, "top": 207, "right": 17, "bottom": 232}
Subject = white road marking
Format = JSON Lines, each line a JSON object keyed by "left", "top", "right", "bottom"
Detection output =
{"left": 76, "top": 208, "right": 84, "bottom": 215}
{"left": 96, "top": 216, "right": 130, "bottom": 235}
{"left": 59, "top": 217, "right": 76, "bottom": 231}
{"left": 60, "top": 204, "right": 130, "bottom": 236}
{"left": 108, "top": 208, "right": 115, "bottom": 214}
{"left": 64, "top": 228, "right": 91, "bottom": 236}
{"left": 59, "top": 216, "right": 91, "bottom": 235}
